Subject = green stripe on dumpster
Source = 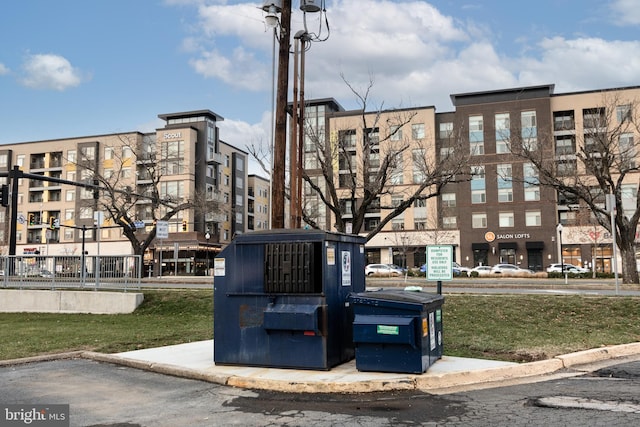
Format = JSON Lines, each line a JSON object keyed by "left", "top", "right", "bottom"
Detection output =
{"left": 377, "top": 325, "right": 399, "bottom": 335}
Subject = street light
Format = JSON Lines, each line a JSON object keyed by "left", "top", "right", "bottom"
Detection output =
{"left": 556, "top": 223, "right": 566, "bottom": 283}
{"left": 205, "top": 231, "right": 211, "bottom": 276}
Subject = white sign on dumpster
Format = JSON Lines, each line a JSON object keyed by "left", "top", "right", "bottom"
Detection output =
{"left": 426, "top": 245, "right": 453, "bottom": 281}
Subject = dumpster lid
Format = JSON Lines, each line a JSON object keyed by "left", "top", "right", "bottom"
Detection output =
{"left": 350, "top": 289, "right": 443, "bottom": 305}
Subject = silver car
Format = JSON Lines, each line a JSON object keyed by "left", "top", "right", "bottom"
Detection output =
{"left": 365, "top": 264, "right": 403, "bottom": 276}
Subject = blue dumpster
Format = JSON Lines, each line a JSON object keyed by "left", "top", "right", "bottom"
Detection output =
{"left": 350, "top": 289, "right": 444, "bottom": 374}
{"left": 213, "top": 229, "right": 366, "bottom": 370}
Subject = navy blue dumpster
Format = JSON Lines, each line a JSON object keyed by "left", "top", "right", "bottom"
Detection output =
{"left": 213, "top": 229, "right": 366, "bottom": 370}
{"left": 350, "top": 290, "right": 444, "bottom": 374}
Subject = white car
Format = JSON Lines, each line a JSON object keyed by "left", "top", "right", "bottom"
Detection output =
{"left": 365, "top": 264, "right": 403, "bottom": 276}
{"left": 471, "top": 266, "right": 493, "bottom": 276}
{"left": 491, "top": 263, "right": 533, "bottom": 275}
{"left": 547, "top": 263, "right": 589, "bottom": 273}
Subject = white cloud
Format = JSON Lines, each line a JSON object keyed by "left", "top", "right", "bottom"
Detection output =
{"left": 183, "top": 0, "right": 640, "bottom": 148}
{"left": 218, "top": 111, "right": 274, "bottom": 176}
{"left": 611, "top": 0, "right": 640, "bottom": 25}
{"left": 516, "top": 37, "right": 640, "bottom": 91}
{"left": 0, "top": 63, "right": 9, "bottom": 75}
{"left": 19, "top": 53, "right": 84, "bottom": 91}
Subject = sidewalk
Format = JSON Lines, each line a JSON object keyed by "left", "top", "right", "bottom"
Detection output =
{"left": 83, "top": 340, "right": 640, "bottom": 394}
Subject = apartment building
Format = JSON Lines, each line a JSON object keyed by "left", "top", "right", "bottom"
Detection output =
{"left": 0, "top": 109, "right": 253, "bottom": 276}
{"left": 248, "top": 174, "right": 270, "bottom": 231}
{"left": 302, "top": 84, "right": 640, "bottom": 272}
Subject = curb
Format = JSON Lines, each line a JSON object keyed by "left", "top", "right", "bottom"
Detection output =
{"left": 4, "top": 343, "right": 640, "bottom": 394}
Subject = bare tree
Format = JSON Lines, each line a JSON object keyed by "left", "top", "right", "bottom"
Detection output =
{"left": 74, "top": 134, "right": 211, "bottom": 259}
{"left": 511, "top": 92, "right": 640, "bottom": 283}
{"left": 301, "top": 76, "right": 469, "bottom": 242}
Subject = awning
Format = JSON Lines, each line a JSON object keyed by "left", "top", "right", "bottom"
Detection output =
{"left": 498, "top": 242, "right": 518, "bottom": 249}
{"left": 526, "top": 241, "right": 545, "bottom": 249}
{"left": 471, "top": 243, "right": 490, "bottom": 250}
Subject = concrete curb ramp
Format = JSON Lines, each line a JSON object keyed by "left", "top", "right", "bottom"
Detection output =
{"left": 74, "top": 341, "right": 640, "bottom": 394}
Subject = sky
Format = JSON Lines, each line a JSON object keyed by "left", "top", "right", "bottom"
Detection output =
{"left": 1, "top": 0, "right": 639, "bottom": 175}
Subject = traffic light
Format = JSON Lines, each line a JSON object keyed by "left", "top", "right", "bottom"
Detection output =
{"left": 49, "top": 217, "right": 59, "bottom": 230}
{"left": 0, "top": 184, "right": 8, "bottom": 207}
{"left": 28, "top": 213, "right": 36, "bottom": 226}
{"left": 182, "top": 220, "right": 187, "bottom": 231}
{"left": 93, "top": 179, "right": 99, "bottom": 200}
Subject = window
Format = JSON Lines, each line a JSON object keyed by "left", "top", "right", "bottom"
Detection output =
{"left": 65, "top": 190, "right": 75, "bottom": 202}
{"left": 390, "top": 155, "right": 403, "bottom": 184}
{"left": 469, "top": 115, "right": 484, "bottom": 155}
{"left": 521, "top": 111, "right": 537, "bottom": 151}
{"left": 472, "top": 213, "right": 487, "bottom": 228}
{"left": 498, "top": 188, "right": 513, "bottom": 203}
{"left": 65, "top": 209, "right": 74, "bottom": 220}
{"left": 120, "top": 168, "right": 131, "bottom": 179}
{"left": 583, "top": 108, "right": 605, "bottom": 129}
{"left": 439, "top": 122, "right": 453, "bottom": 139}
{"left": 67, "top": 150, "right": 76, "bottom": 163}
{"left": 557, "top": 159, "right": 577, "bottom": 176}
{"left": 555, "top": 135, "right": 575, "bottom": 155}
{"left": 411, "top": 123, "right": 425, "bottom": 140}
{"left": 617, "top": 104, "right": 632, "bottom": 122}
{"left": 440, "top": 146, "right": 454, "bottom": 159}
{"left": 160, "top": 181, "right": 185, "bottom": 199}
{"left": 364, "top": 127, "right": 379, "bottom": 145}
{"left": 619, "top": 133, "right": 636, "bottom": 169}
{"left": 471, "top": 166, "right": 486, "bottom": 204}
{"left": 340, "top": 129, "right": 357, "bottom": 148}
{"left": 389, "top": 125, "right": 402, "bottom": 141}
{"left": 160, "top": 140, "right": 184, "bottom": 175}
{"left": 104, "top": 168, "right": 113, "bottom": 179}
{"left": 525, "top": 210, "right": 541, "bottom": 226}
{"left": 442, "top": 193, "right": 456, "bottom": 208}
{"left": 443, "top": 216, "right": 457, "bottom": 229}
{"left": 472, "top": 190, "right": 487, "bottom": 204}
{"left": 391, "top": 219, "right": 404, "bottom": 230}
{"left": 16, "top": 155, "right": 25, "bottom": 168}
{"left": 0, "top": 154, "right": 7, "bottom": 168}
{"left": 104, "top": 147, "right": 113, "bottom": 160}
{"left": 412, "top": 149, "right": 426, "bottom": 183}
{"left": 495, "top": 113, "right": 510, "bottom": 153}
{"left": 391, "top": 196, "right": 403, "bottom": 208}
{"left": 80, "top": 146, "right": 95, "bottom": 161}
{"left": 523, "top": 163, "right": 540, "bottom": 201}
{"left": 79, "top": 207, "right": 93, "bottom": 219}
{"left": 554, "top": 110, "right": 575, "bottom": 131}
{"left": 122, "top": 146, "right": 133, "bottom": 159}
{"left": 499, "top": 212, "right": 514, "bottom": 227}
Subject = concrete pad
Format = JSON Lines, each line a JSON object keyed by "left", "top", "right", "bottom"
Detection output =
{"left": 112, "top": 340, "right": 518, "bottom": 393}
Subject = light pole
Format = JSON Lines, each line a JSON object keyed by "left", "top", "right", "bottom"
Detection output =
{"left": 205, "top": 231, "right": 211, "bottom": 276}
{"left": 556, "top": 223, "right": 566, "bottom": 283}
{"left": 262, "top": 1, "right": 329, "bottom": 229}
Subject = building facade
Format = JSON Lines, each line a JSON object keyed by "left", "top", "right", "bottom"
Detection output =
{"left": 0, "top": 110, "right": 265, "bottom": 276}
{"left": 302, "top": 84, "right": 640, "bottom": 273}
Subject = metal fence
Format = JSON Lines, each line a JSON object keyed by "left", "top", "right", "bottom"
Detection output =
{"left": 0, "top": 255, "right": 141, "bottom": 291}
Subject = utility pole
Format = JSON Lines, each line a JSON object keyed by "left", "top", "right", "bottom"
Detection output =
{"left": 271, "top": 0, "right": 292, "bottom": 229}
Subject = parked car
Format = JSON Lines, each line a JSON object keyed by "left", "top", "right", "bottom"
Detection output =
{"left": 365, "top": 264, "right": 403, "bottom": 276}
{"left": 546, "top": 263, "right": 589, "bottom": 273}
{"left": 470, "top": 265, "right": 493, "bottom": 276}
{"left": 491, "top": 263, "right": 533, "bottom": 274}
{"left": 453, "top": 262, "right": 472, "bottom": 276}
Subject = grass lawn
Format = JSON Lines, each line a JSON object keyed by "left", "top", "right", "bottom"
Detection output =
{"left": 1, "top": 290, "right": 639, "bottom": 362}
